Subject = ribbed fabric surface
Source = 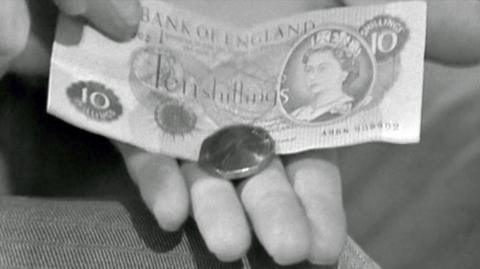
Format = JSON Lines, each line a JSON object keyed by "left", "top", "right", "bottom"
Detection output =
{"left": 0, "top": 196, "right": 249, "bottom": 269}
{"left": 0, "top": 196, "right": 378, "bottom": 269}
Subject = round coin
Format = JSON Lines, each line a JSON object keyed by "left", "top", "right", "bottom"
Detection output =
{"left": 198, "top": 125, "right": 275, "bottom": 180}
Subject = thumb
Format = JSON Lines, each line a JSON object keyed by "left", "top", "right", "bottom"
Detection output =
{"left": 53, "top": 0, "right": 142, "bottom": 41}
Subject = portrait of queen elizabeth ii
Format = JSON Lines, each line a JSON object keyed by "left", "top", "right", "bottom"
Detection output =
{"left": 290, "top": 44, "right": 358, "bottom": 122}
{"left": 280, "top": 27, "right": 375, "bottom": 124}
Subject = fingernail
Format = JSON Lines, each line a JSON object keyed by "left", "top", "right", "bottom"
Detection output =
{"left": 110, "top": 0, "right": 141, "bottom": 30}
{"left": 85, "top": 0, "right": 141, "bottom": 41}
{"left": 53, "top": 0, "right": 87, "bottom": 16}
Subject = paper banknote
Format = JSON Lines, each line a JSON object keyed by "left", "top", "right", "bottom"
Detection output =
{"left": 48, "top": 1, "right": 426, "bottom": 161}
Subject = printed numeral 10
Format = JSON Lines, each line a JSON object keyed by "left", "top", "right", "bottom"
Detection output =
{"left": 370, "top": 30, "right": 398, "bottom": 54}
{"left": 81, "top": 87, "right": 111, "bottom": 110}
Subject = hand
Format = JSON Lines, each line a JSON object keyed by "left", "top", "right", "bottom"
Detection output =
{"left": 1, "top": 0, "right": 346, "bottom": 265}
{"left": 117, "top": 0, "right": 348, "bottom": 265}
{"left": 119, "top": 0, "right": 480, "bottom": 266}
{"left": 0, "top": 0, "right": 142, "bottom": 78}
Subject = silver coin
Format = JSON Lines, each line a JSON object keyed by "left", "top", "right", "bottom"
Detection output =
{"left": 198, "top": 125, "right": 276, "bottom": 180}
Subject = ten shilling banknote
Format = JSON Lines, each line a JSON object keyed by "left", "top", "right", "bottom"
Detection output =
{"left": 48, "top": 0, "right": 427, "bottom": 161}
